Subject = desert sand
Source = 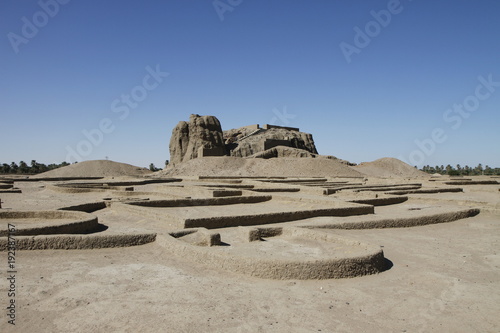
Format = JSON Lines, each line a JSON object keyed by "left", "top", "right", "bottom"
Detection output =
{"left": 160, "top": 156, "right": 364, "bottom": 178}
{"left": 1, "top": 158, "right": 499, "bottom": 332}
{"left": 31, "top": 160, "right": 152, "bottom": 178}
{"left": 353, "top": 157, "right": 429, "bottom": 179}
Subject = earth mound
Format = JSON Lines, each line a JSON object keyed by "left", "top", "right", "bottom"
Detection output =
{"left": 160, "top": 157, "right": 363, "bottom": 178}
{"left": 32, "top": 160, "right": 152, "bottom": 178}
{"left": 353, "top": 157, "right": 429, "bottom": 178}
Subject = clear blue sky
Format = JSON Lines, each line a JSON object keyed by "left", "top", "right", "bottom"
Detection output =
{"left": 1, "top": 0, "right": 499, "bottom": 169}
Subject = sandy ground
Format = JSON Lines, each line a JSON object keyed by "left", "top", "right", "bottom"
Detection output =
{"left": 353, "top": 157, "right": 428, "bottom": 179}
{"left": 31, "top": 160, "right": 152, "bottom": 178}
{"left": 160, "top": 156, "right": 364, "bottom": 178}
{"left": 2, "top": 213, "right": 498, "bottom": 332}
{"left": 1, "top": 178, "right": 499, "bottom": 332}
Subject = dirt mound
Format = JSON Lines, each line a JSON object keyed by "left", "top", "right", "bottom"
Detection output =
{"left": 353, "top": 158, "right": 429, "bottom": 178}
{"left": 160, "top": 157, "right": 363, "bottom": 178}
{"left": 32, "top": 160, "right": 152, "bottom": 178}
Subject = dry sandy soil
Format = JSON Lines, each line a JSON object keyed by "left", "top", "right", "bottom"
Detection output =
{"left": 6, "top": 211, "right": 498, "bottom": 333}
{"left": 31, "top": 160, "right": 152, "bottom": 178}
{"left": 160, "top": 156, "right": 364, "bottom": 178}
{"left": 353, "top": 157, "right": 429, "bottom": 179}
{"left": 1, "top": 159, "right": 499, "bottom": 332}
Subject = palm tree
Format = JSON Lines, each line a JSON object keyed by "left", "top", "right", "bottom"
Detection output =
{"left": 10, "top": 162, "right": 18, "bottom": 174}
{"left": 31, "top": 160, "right": 39, "bottom": 173}
{"left": 18, "top": 161, "right": 29, "bottom": 174}
{"left": 1, "top": 163, "right": 11, "bottom": 174}
{"left": 475, "top": 163, "right": 483, "bottom": 175}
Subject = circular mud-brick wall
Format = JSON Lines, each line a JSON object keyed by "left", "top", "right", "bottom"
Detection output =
{"left": 0, "top": 210, "right": 99, "bottom": 236}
